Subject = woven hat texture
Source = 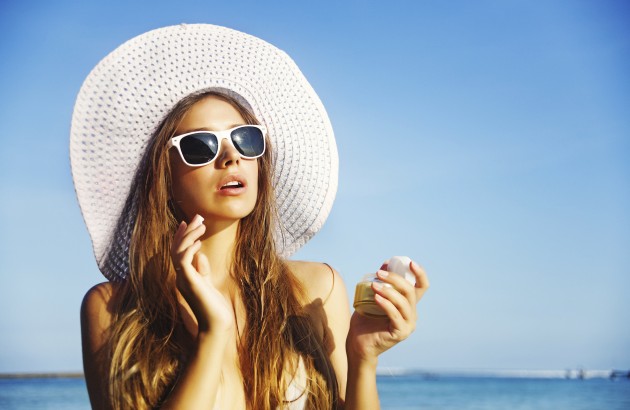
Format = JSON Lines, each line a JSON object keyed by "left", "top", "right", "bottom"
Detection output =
{"left": 70, "top": 24, "right": 338, "bottom": 281}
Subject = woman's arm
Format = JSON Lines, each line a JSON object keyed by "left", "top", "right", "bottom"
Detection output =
{"left": 161, "top": 215, "right": 235, "bottom": 409}
{"left": 82, "top": 214, "right": 235, "bottom": 409}
{"left": 320, "top": 267, "right": 381, "bottom": 408}
{"left": 160, "top": 330, "right": 230, "bottom": 409}
{"left": 80, "top": 283, "right": 115, "bottom": 410}
{"left": 323, "top": 261, "right": 430, "bottom": 409}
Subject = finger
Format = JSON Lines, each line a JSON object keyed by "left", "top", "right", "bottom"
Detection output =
{"left": 179, "top": 240, "right": 202, "bottom": 273}
{"left": 177, "top": 222, "right": 206, "bottom": 251}
{"left": 172, "top": 214, "right": 203, "bottom": 248}
{"left": 175, "top": 217, "right": 206, "bottom": 253}
{"left": 373, "top": 294, "right": 411, "bottom": 338}
{"left": 174, "top": 242, "right": 202, "bottom": 291}
{"left": 181, "top": 214, "right": 205, "bottom": 239}
{"left": 171, "top": 221, "right": 188, "bottom": 254}
{"left": 187, "top": 214, "right": 205, "bottom": 230}
{"left": 174, "top": 220, "right": 187, "bottom": 241}
{"left": 372, "top": 281, "right": 414, "bottom": 321}
{"left": 377, "top": 269, "right": 416, "bottom": 304}
{"left": 194, "top": 251, "right": 211, "bottom": 277}
{"left": 410, "top": 261, "right": 430, "bottom": 300}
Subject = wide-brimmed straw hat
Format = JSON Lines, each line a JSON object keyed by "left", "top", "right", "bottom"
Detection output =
{"left": 70, "top": 24, "right": 338, "bottom": 281}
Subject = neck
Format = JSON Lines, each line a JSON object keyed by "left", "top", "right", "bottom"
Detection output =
{"left": 198, "top": 218, "right": 240, "bottom": 291}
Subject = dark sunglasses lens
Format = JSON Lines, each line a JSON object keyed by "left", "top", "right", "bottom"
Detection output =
{"left": 231, "top": 127, "right": 265, "bottom": 157}
{"left": 180, "top": 133, "right": 218, "bottom": 165}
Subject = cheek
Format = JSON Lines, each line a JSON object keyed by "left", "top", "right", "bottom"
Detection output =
{"left": 169, "top": 157, "right": 188, "bottom": 199}
{"left": 169, "top": 158, "right": 206, "bottom": 218}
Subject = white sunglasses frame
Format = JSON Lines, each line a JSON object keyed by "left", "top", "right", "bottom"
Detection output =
{"left": 167, "top": 124, "right": 267, "bottom": 167}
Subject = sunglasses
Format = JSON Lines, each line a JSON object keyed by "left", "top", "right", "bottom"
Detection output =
{"left": 168, "top": 124, "right": 267, "bottom": 167}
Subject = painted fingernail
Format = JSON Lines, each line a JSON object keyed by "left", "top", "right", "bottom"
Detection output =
{"left": 377, "top": 269, "right": 389, "bottom": 279}
{"left": 191, "top": 214, "right": 205, "bottom": 228}
{"left": 373, "top": 282, "right": 383, "bottom": 291}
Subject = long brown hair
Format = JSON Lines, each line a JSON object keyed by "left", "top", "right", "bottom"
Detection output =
{"left": 102, "top": 90, "right": 338, "bottom": 409}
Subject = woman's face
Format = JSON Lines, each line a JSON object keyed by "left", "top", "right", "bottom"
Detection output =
{"left": 170, "top": 95, "right": 259, "bottom": 223}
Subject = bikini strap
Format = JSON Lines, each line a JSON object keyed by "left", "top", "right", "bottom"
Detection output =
{"left": 321, "top": 263, "right": 335, "bottom": 305}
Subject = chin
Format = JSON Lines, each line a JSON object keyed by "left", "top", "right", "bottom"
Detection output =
{"left": 206, "top": 203, "right": 257, "bottom": 222}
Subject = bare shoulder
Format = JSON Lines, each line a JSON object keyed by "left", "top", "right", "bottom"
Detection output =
{"left": 287, "top": 260, "right": 351, "bottom": 393}
{"left": 81, "top": 282, "right": 119, "bottom": 351}
{"left": 81, "top": 282, "right": 121, "bottom": 409}
{"left": 81, "top": 282, "right": 117, "bottom": 321}
{"left": 286, "top": 260, "right": 347, "bottom": 306}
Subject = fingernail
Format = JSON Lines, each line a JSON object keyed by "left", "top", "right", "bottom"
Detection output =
{"left": 373, "top": 282, "right": 383, "bottom": 291}
{"left": 377, "top": 269, "right": 389, "bottom": 279}
{"left": 191, "top": 214, "right": 204, "bottom": 228}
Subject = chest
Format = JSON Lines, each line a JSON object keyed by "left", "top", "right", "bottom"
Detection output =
{"left": 214, "top": 343, "right": 246, "bottom": 409}
{"left": 177, "top": 294, "right": 314, "bottom": 409}
{"left": 213, "top": 298, "right": 248, "bottom": 409}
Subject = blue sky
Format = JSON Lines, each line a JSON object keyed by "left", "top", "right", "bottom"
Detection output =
{"left": 0, "top": 0, "right": 628, "bottom": 373}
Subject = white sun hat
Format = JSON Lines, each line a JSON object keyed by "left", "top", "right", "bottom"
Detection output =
{"left": 70, "top": 24, "right": 338, "bottom": 281}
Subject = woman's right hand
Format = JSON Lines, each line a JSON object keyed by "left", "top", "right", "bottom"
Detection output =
{"left": 171, "top": 214, "right": 234, "bottom": 337}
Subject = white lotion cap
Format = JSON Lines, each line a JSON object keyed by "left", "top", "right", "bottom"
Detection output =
{"left": 386, "top": 256, "right": 415, "bottom": 285}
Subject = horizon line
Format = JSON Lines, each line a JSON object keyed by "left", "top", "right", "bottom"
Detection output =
{"left": 2, "top": 368, "right": 629, "bottom": 380}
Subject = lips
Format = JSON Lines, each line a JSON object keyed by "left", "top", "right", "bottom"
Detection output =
{"left": 217, "top": 174, "right": 247, "bottom": 194}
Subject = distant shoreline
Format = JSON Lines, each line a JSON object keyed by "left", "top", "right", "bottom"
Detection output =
{"left": 1, "top": 369, "right": 629, "bottom": 380}
{"left": 0, "top": 372, "right": 84, "bottom": 379}
{"left": 376, "top": 368, "right": 630, "bottom": 380}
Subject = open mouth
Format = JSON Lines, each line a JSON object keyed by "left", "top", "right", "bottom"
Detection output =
{"left": 221, "top": 181, "right": 244, "bottom": 189}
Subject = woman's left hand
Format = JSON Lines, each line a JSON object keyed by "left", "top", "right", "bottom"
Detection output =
{"left": 346, "top": 260, "right": 429, "bottom": 363}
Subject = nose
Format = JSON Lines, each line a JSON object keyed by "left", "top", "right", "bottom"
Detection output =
{"left": 217, "top": 138, "right": 240, "bottom": 168}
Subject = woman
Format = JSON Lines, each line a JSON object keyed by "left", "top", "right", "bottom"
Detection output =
{"left": 74, "top": 24, "right": 429, "bottom": 409}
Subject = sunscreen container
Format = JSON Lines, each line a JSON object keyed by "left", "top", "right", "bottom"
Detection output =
{"left": 353, "top": 256, "right": 414, "bottom": 317}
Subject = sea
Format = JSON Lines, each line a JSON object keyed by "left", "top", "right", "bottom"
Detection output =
{"left": 0, "top": 372, "right": 629, "bottom": 409}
